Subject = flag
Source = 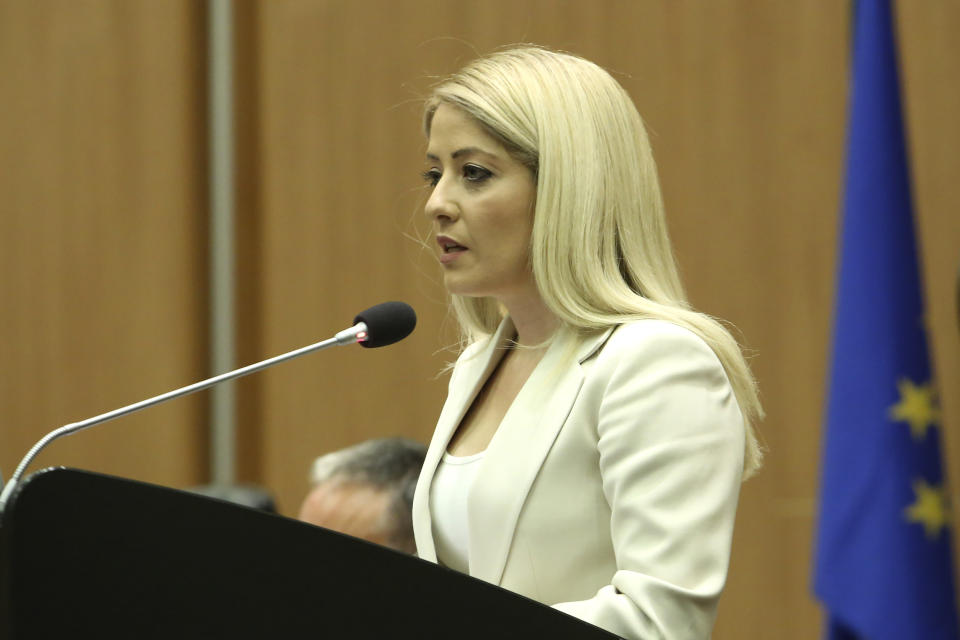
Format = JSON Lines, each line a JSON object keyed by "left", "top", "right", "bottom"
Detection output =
{"left": 813, "top": 0, "right": 959, "bottom": 638}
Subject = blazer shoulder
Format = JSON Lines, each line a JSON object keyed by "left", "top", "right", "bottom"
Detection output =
{"left": 593, "top": 318, "right": 733, "bottom": 391}
{"left": 603, "top": 318, "right": 720, "bottom": 361}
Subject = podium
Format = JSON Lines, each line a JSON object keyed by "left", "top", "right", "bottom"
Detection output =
{"left": 0, "top": 468, "right": 620, "bottom": 639}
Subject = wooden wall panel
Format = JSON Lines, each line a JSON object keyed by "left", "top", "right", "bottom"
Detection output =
{"left": 645, "top": 6, "right": 849, "bottom": 636}
{"left": 0, "top": 1, "right": 207, "bottom": 489}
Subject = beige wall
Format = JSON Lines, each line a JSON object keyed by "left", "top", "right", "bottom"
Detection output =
{"left": 1, "top": 2, "right": 957, "bottom": 638}
{"left": 0, "top": 1, "right": 207, "bottom": 489}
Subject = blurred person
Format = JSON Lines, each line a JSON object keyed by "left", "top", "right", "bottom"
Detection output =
{"left": 298, "top": 437, "right": 426, "bottom": 554}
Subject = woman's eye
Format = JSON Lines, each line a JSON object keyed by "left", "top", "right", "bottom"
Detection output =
{"left": 463, "top": 164, "right": 492, "bottom": 183}
{"left": 422, "top": 169, "right": 441, "bottom": 187}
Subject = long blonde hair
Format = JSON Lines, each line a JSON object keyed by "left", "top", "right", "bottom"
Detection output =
{"left": 424, "top": 46, "right": 763, "bottom": 477}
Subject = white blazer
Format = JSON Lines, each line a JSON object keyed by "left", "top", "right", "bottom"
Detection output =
{"left": 412, "top": 318, "right": 746, "bottom": 640}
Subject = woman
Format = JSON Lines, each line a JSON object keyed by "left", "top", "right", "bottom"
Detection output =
{"left": 411, "top": 46, "right": 763, "bottom": 640}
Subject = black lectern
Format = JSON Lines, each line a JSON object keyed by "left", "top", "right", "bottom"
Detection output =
{"left": 0, "top": 468, "right": 620, "bottom": 639}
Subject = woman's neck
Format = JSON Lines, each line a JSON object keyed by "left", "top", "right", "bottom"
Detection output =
{"left": 500, "top": 292, "right": 558, "bottom": 348}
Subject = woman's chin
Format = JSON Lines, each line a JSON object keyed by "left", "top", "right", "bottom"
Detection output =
{"left": 443, "top": 279, "right": 487, "bottom": 299}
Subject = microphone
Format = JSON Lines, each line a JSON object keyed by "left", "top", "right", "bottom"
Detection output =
{"left": 0, "top": 301, "right": 417, "bottom": 513}
{"left": 354, "top": 300, "right": 417, "bottom": 348}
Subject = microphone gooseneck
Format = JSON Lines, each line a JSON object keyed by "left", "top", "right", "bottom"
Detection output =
{"left": 0, "top": 301, "right": 417, "bottom": 514}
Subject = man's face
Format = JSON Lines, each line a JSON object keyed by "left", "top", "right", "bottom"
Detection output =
{"left": 297, "top": 481, "right": 394, "bottom": 548}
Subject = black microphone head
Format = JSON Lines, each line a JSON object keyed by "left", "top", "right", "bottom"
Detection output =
{"left": 353, "top": 301, "right": 417, "bottom": 348}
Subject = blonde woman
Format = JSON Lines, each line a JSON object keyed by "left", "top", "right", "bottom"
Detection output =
{"left": 411, "top": 46, "right": 762, "bottom": 640}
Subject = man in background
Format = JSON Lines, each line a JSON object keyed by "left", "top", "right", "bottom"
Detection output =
{"left": 297, "top": 437, "right": 426, "bottom": 554}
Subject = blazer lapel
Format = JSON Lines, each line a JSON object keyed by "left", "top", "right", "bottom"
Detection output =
{"left": 412, "top": 319, "right": 517, "bottom": 562}
{"left": 467, "top": 326, "right": 614, "bottom": 585}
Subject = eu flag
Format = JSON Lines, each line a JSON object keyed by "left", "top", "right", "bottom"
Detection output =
{"left": 813, "top": 1, "right": 959, "bottom": 638}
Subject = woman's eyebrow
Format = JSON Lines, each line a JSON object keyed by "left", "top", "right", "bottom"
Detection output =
{"left": 425, "top": 146, "right": 496, "bottom": 162}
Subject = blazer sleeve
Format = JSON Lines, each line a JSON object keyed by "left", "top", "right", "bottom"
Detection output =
{"left": 552, "top": 321, "right": 746, "bottom": 640}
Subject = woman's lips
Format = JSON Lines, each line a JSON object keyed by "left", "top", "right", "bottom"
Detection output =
{"left": 439, "top": 246, "right": 467, "bottom": 264}
{"left": 437, "top": 236, "right": 468, "bottom": 264}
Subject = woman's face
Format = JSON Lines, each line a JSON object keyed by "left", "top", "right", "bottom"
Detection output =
{"left": 423, "top": 104, "right": 537, "bottom": 305}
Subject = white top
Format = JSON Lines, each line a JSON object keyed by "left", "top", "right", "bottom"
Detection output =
{"left": 430, "top": 450, "right": 485, "bottom": 573}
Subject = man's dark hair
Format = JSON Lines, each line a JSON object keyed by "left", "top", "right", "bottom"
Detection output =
{"left": 309, "top": 437, "right": 426, "bottom": 552}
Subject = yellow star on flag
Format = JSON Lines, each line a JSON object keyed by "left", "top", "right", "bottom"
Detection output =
{"left": 904, "top": 479, "right": 950, "bottom": 540}
{"left": 889, "top": 378, "right": 940, "bottom": 440}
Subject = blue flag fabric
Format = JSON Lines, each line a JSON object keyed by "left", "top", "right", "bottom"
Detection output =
{"left": 813, "top": 1, "right": 959, "bottom": 638}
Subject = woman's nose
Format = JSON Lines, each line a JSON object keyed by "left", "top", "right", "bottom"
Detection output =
{"left": 424, "top": 180, "right": 458, "bottom": 222}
